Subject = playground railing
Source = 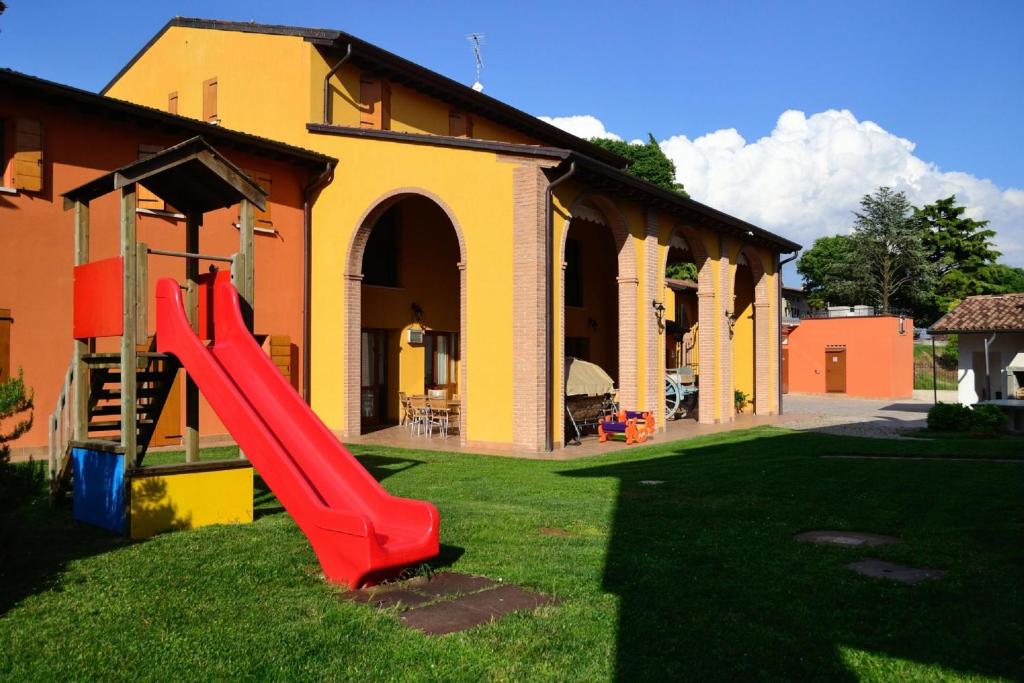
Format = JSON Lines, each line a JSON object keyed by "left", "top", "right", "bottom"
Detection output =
{"left": 47, "top": 353, "right": 76, "bottom": 486}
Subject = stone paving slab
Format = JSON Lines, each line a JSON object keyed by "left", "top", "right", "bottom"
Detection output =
{"left": 413, "top": 572, "right": 497, "bottom": 597}
{"left": 795, "top": 530, "right": 900, "bottom": 547}
{"left": 847, "top": 558, "right": 946, "bottom": 584}
{"left": 399, "top": 585, "right": 557, "bottom": 635}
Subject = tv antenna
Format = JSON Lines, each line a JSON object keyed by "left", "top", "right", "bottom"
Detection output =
{"left": 467, "top": 33, "right": 485, "bottom": 92}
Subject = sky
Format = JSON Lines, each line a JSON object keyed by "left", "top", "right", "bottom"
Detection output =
{"left": 1, "top": 0, "right": 1022, "bottom": 280}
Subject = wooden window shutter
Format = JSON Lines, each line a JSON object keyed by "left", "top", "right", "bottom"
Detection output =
{"left": 241, "top": 170, "right": 272, "bottom": 228}
{"left": 449, "top": 110, "right": 473, "bottom": 138}
{"left": 12, "top": 119, "right": 44, "bottom": 192}
{"left": 203, "top": 78, "right": 218, "bottom": 123}
{"left": 0, "top": 308, "right": 12, "bottom": 383}
{"left": 136, "top": 145, "right": 165, "bottom": 210}
{"left": 359, "top": 77, "right": 382, "bottom": 128}
{"left": 168, "top": 91, "right": 178, "bottom": 114}
{"left": 380, "top": 81, "right": 391, "bottom": 131}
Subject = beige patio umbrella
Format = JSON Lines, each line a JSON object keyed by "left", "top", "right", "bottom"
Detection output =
{"left": 565, "top": 356, "right": 615, "bottom": 397}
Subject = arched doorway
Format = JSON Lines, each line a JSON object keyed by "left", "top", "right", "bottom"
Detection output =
{"left": 731, "top": 247, "right": 767, "bottom": 415}
{"left": 344, "top": 191, "right": 466, "bottom": 439}
{"left": 662, "top": 225, "right": 714, "bottom": 423}
{"left": 559, "top": 193, "right": 637, "bottom": 445}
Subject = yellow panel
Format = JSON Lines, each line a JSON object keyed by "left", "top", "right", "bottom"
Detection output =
{"left": 130, "top": 467, "right": 253, "bottom": 539}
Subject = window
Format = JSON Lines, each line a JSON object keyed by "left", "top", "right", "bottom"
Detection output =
{"left": 425, "top": 331, "right": 458, "bottom": 393}
{"left": 241, "top": 169, "right": 273, "bottom": 229}
{"left": 0, "top": 308, "right": 11, "bottom": 382}
{"left": 2, "top": 119, "right": 44, "bottom": 192}
{"left": 565, "top": 238, "right": 583, "bottom": 307}
{"left": 362, "top": 207, "right": 400, "bottom": 287}
{"left": 168, "top": 91, "right": 178, "bottom": 114}
{"left": 203, "top": 77, "right": 218, "bottom": 124}
{"left": 448, "top": 110, "right": 473, "bottom": 138}
{"left": 359, "top": 77, "right": 391, "bottom": 130}
{"left": 137, "top": 144, "right": 165, "bottom": 211}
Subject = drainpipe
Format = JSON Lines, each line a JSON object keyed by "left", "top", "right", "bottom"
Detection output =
{"left": 984, "top": 332, "right": 998, "bottom": 401}
{"left": 302, "top": 161, "right": 337, "bottom": 404}
{"left": 544, "top": 161, "right": 576, "bottom": 452}
{"left": 777, "top": 250, "right": 800, "bottom": 414}
{"left": 322, "top": 44, "right": 353, "bottom": 125}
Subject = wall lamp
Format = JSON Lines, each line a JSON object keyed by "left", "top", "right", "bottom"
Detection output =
{"left": 652, "top": 299, "right": 666, "bottom": 332}
{"left": 411, "top": 302, "right": 423, "bottom": 324}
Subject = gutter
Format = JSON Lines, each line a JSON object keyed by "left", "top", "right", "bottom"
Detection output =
{"left": 777, "top": 250, "right": 800, "bottom": 414}
{"left": 302, "top": 160, "right": 337, "bottom": 404}
{"left": 544, "top": 161, "right": 576, "bottom": 452}
{"left": 984, "top": 332, "right": 998, "bottom": 401}
{"left": 322, "top": 44, "right": 353, "bottom": 124}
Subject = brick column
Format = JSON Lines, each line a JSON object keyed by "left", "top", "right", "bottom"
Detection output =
{"left": 696, "top": 288, "right": 717, "bottom": 423}
{"left": 754, "top": 301, "right": 771, "bottom": 415}
{"left": 643, "top": 209, "right": 662, "bottom": 421}
{"left": 719, "top": 251, "right": 735, "bottom": 421}
{"left": 511, "top": 164, "right": 549, "bottom": 452}
{"left": 342, "top": 272, "right": 363, "bottom": 437}
{"left": 617, "top": 275, "right": 640, "bottom": 410}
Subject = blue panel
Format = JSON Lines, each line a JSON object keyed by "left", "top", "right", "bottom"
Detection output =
{"left": 72, "top": 447, "right": 126, "bottom": 534}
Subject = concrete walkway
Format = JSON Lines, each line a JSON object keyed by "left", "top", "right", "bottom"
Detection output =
{"left": 782, "top": 394, "right": 934, "bottom": 439}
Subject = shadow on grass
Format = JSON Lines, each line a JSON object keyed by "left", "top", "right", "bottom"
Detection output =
{"left": 0, "top": 490, "right": 130, "bottom": 617}
{"left": 252, "top": 453, "right": 427, "bottom": 521}
{"left": 563, "top": 428, "right": 1024, "bottom": 681}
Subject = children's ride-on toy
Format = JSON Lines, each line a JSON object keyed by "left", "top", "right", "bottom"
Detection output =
{"left": 597, "top": 410, "right": 655, "bottom": 445}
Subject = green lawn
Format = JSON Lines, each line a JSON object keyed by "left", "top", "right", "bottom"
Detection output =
{"left": 2, "top": 428, "right": 1023, "bottom": 681}
{"left": 914, "top": 344, "right": 959, "bottom": 391}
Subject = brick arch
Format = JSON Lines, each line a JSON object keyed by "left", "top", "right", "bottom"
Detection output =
{"left": 662, "top": 223, "right": 717, "bottom": 423}
{"left": 730, "top": 245, "right": 772, "bottom": 416}
{"left": 557, "top": 191, "right": 639, "bottom": 440}
{"left": 342, "top": 188, "right": 468, "bottom": 441}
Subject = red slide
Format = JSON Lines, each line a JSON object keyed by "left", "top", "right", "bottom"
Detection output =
{"left": 155, "top": 276, "right": 439, "bottom": 588}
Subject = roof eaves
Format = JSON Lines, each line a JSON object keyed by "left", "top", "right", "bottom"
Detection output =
{"left": 4, "top": 68, "right": 335, "bottom": 167}
{"left": 113, "top": 17, "right": 629, "bottom": 169}
{"left": 565, "top": 153, "right": 802, "bottom": 253}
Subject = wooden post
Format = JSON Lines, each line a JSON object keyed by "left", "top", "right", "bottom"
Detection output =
{"left": 239, "top": 198, "right": 255, "bottom": 330}
{"left": 136, "top": 242, "right": 149, "bottom": 343}
{"left": 120, "top": 185, "right": 138, "bottom": 463}
{"left": 184, "top": 212, "right": 201, "bottom": 463}
{"left": 72, "top": 200, "right": 91, "bottom": 441}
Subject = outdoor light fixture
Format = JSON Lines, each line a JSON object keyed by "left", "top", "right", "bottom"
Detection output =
{"left": 652, "top": 300, "right": 666, "bottom": 331}
{"left": 587, "top": 317, "right": 599, "bottom": 331}
{"left": 411, "top": 302, "right": 423, "bottom": 324}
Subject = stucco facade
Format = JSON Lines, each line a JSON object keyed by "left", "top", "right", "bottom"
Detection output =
{"left": 104, "top": 18, "right": 797, "bottom": 452}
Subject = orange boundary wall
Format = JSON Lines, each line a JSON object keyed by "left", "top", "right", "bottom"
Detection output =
{"left": 784, "top": 316, "right": 912, "bottom": 398}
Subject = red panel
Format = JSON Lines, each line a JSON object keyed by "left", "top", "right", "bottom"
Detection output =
{"left": 74, "top": 257, "right": 123, "bottom": 339}
{"left": 196, "top": 270, "right": 231, "bottom": 340}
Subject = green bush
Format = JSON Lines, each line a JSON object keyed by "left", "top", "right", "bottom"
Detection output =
{"left": 927, "top": 402, "right": 1008, "bottom": 434}
{"left": 927, "top": 402, "right": 972, "bottom": 432}
{"left": 969, "top": 404, "right": 1008, "bottom": 433}
{"left": 734, "top": 389, "right": 750, "bottom": 413}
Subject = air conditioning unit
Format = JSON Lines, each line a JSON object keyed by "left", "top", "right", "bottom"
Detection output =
{"left": 407, "top": 328, "right": 424, "bottom": 344}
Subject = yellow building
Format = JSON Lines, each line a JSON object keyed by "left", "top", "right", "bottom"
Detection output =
{"left": 105, "top": 18, "right": 800, "bottom": 452}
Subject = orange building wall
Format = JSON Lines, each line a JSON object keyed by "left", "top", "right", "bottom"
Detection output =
{"left": 784, "top": 316, "right": 912, "bottom": 398}
{"left": 0, "top": 92, "right": 313, "bottom": 451}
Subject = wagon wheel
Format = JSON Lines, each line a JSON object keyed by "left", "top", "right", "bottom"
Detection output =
{"left": 665, "top": 376, "right": 682, "bottom": 421}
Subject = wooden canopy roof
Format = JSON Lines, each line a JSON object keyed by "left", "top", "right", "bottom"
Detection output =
{"left": 62, "top": 137, "right": 267, "bottom": 214}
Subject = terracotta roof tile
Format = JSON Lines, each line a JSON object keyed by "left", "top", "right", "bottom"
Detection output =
{"left": 929, "top": 293, "right": 1024, "bottom": 333}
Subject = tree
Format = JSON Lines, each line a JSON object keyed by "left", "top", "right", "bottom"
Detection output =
{"left": 589, "top": 134, "right": 688, "bottom": 197}
{"left": 795, "top": 234, "right": 862, "bottom": 309}
{"left": 915, "top": 195, "right": 1002, "bottom": 319}
{"left": 0, "top": 369, "right": 33, "bottom": 463}
{"left": 665, "top": 261, "right": 698, "bottom": 282}
{"left": 848, "top": 187, "right": 933, "bottom": 314}
{"left": 976, "top": 263, "right": 1024, "bottom": 293}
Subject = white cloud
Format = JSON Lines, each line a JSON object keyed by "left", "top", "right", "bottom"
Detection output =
{"left": 538, "top": 114, "right": 622, "bottom": 141}
{"left": 542, "top": 109, "right": 1024, "bottom": 268}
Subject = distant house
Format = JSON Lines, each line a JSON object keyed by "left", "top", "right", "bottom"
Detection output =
{"left": 782, "top": 286, "right": 815, "bottom": 322}
{"left": 929, "top": 294, "right": 1024, "bottom": 414}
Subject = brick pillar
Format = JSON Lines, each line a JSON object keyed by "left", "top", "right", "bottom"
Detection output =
{"left": 753, "top": 301, "right": 771, "bottom": 415}
{"left": 643, "top": 209, "right": 662, "bottom": 421}
{"left": 342, "top": 272, "right": 363, "bottom": 437}
{"left": 617, "top": 275, "right": 640, "bottom": 410}
{"left": 512, "top": 164, "right": 549, "bottom": 451}
{"left": 458, "top": 261, "right": 468, "bottom": 443}
{"left": 696, "top": 287, "right": 717, "bottom": 424}
{"left": 719, "top": 252, "right": 735, "bottom": 421}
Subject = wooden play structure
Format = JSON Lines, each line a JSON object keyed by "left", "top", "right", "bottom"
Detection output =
{"left": 597, "top": 410, "right": 655, "bottom": 445}
{"left": 48, "top": 137, "right": 264, "bottom": 538}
